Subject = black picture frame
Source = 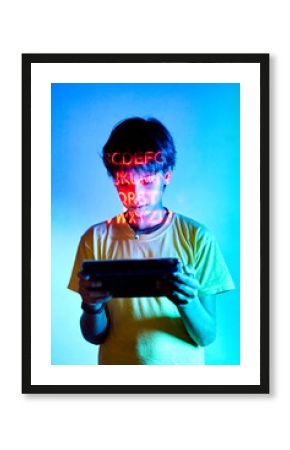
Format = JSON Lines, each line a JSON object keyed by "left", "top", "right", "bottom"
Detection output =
{"left": 22, "top": 53, "right": 269, "bottom": 394}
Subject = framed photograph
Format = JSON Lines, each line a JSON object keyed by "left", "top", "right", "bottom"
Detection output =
{"left": 22, "top": 53, "right": 269, "bottom": 394}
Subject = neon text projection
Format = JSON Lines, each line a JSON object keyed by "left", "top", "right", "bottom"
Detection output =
{"left": 105, "top": 151, "right": 164, "bottom": 166}
{"left": 106, "top": 151, "right": 171, "bottom": 228}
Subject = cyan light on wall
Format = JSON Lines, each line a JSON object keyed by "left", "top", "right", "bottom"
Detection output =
{"left": 51, "top": 83, "right": 240, "bottom": 365}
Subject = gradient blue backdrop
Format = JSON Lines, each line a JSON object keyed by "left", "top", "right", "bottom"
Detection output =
{"left": 51, "top": 83, "right": 240, "bottom": 365}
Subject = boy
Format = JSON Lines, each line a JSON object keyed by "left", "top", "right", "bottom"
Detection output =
{"left": 68, "top": 117, "right": 235, "bottom": 364}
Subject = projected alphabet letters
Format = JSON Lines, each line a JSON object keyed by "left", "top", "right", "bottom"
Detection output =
{"left": 106, "top": 151, "right": 163, "bottom": 166}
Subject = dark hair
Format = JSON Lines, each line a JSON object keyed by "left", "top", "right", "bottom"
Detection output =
{"left": 102, "top": 117, "right": 176, "bottom": 177}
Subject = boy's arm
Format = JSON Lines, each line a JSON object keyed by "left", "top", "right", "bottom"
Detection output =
{"left": 80, "top": 307, "right": 108, "bottom": 345}
{"left": 78, "top": 274, "right": 111, "bottom": 345}
{"left": 157, "top": 270, "right": 216, "bottom": 347}
{"left": 177, "top": 295, "right": 216, "bottom": 347}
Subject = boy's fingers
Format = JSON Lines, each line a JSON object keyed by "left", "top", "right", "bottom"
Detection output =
{"left": 80, "top": 286, "right": 110, "bottom": 298}
{"left": 81, "top": 290, "right": 112, "bottom": 303}
{"left": 78, "top": 271, "right": 99, "bottom": 283}
{"left": 86, "top": 281, "right": 103, "bottom": 289}
{"left": 170, "top": 281, "right": 197, "bottom": 298}
{"left": 157, "top": 278, "right": 198, "bottom": 299}
{"left": 78, "top": 276, "right": 103, "bottom": 289}
{"left": 183, "top": 264, "right": 196, "bottom": 277}
{"left": 166, "top": 272, "right": 200, "bottom": 290}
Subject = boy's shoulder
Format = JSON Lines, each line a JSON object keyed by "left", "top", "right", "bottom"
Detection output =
{"left": 80, "top": 213, "right": 125, "bottom": 241}
{"left": 173, "top": 211, "right": 212, "bottom": 241}
{"left": 80, "top": 220, "right": 108, "bottom": 243}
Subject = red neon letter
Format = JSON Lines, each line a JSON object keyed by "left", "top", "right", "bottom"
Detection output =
{"left": 116, "top": 214, "right": 126, "bottom": 224}
{"left": 128, "top": 210, "right": 137, "bottom": 225}
{"left": 114, "top": 171, "right": 130, "bottom": 185}
{"left": 134, "top": 152, "right": 145, "bottom": 165}
{"left": 123, "top": 153, "right": 133, "bottom": 166}
{"left": 118, "top": 192, "right": 127, "bottom": 203}
{"left": 127, "top": 191, "right": 135, "bottom": 205}
{"left": 112, "top": 153, "right": 122, "bottom": 165}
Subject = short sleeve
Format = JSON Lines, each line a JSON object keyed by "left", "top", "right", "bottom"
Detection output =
{"left": 194, "top": 226, "right": 235, "bottom": 297}
{"left": 67, "top": 227, "right": 94, "bottom": 293}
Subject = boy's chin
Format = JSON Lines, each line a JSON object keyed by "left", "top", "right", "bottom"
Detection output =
{"left": 127, "top": 205, "right": 148, "bottom": 212}
{"left": 126, "top": 205, "right": 152, "bottom": 213}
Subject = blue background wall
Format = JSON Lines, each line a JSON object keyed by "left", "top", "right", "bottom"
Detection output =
{"left": 51, "top": 83, "right": 240, "bottom": 365}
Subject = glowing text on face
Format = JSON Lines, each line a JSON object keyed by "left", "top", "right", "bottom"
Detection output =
{"left": 107, "top": 210, "right": 172, "bottom": 226}
{"left": 117, "top": 189, "right": 159, "bottom": 207}
{"left": 113, "top": 171, "right": 155, "bottom": 186}
{"left": 125, "top": 209, "right": 171, "bottom": 225}
{"left": 106, "top": 151, "right": 163, "bottom": 166}
{"left": 113, "top": 170, "right": 164, "bottom": 208}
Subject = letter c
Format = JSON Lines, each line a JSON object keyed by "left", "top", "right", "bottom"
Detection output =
{"left": 112, "top": 153, "right": 122, "bottom": 165}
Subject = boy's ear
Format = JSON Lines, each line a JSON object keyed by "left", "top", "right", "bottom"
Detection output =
{"left": 164, "top": 171, "right": 172, "bottom": 185}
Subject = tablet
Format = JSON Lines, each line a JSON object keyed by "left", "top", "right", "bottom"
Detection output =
{"left": 81, "top": 257, "right": 181, "bottom": 297}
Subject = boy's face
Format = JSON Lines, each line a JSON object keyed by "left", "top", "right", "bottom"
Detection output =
{"left": 113, "top": 169, "right": 172, "bottom": 213}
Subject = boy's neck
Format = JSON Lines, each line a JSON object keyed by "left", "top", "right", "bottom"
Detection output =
{"left": 124, "top": 206, "right": 168, "bottom": 231}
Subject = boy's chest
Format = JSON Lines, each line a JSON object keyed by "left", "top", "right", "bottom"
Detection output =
{"left": 97, "top": 232, "right": 194, "bottom": 267}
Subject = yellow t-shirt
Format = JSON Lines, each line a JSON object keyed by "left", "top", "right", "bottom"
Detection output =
{"left": 68, "top": 211, "right": 235, "bottom": 365}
